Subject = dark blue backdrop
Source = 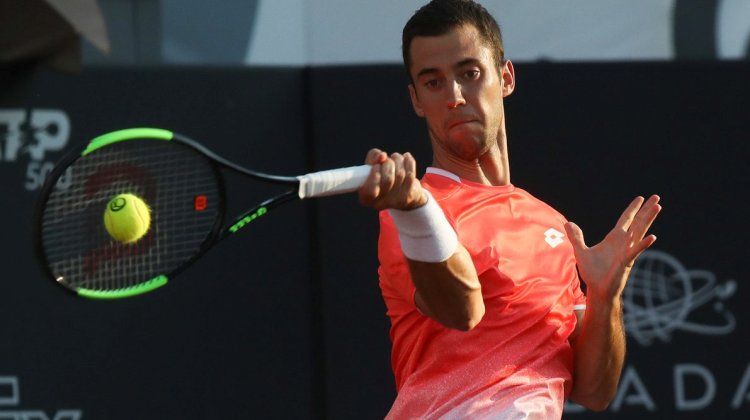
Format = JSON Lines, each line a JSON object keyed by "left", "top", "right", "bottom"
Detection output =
{"left": 1, "top": 61, "right": 748, "bottom": 419}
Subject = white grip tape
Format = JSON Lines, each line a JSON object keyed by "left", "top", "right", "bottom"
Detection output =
{"left": 388, "top": 190, "right": 458, "bottom": 263}
{"left": 297, "top": 164, "right": 371, "bottom": 199}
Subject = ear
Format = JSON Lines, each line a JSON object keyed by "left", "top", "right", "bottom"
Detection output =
{"left": 501, "top": 60, "right": 516, "bottom": 97}
{"left": 408, "top": 84, "right": 425, "bottom": 117}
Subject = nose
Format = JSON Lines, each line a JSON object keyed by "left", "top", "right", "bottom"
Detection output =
{"left": 446, "top": 80, "right": 466, "bottom": 109}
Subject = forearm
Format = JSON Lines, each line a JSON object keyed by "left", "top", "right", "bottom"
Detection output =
{"left": 386, "top": 188, "right": 484, "bottom": 330}
{"left": 409, "top": 243, "right": 484, "bottom": 331}
{"left": 569, "top": 296, "right": 625, "bottom": 411}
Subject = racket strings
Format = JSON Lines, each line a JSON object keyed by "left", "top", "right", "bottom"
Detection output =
{"left": 40, "top": 139, "right": 222, "bottom": 292}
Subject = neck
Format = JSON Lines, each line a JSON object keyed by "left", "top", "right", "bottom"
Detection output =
{"left": 431, "top": 135, "right": 510, "bottom": 186}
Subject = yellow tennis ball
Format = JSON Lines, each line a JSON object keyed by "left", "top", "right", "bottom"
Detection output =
{"left": 103, "top": 193, "right": 151, "bottom": 244}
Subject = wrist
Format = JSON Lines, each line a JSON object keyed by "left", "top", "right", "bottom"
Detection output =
{"left": 585, "top": 294, "right": 623, "bottom": 318}
{"left": 389, "top": 190, "right": 458, "bottom": 263}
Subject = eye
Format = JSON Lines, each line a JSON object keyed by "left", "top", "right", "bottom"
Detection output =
{"left": 464, "top": 69, "right": 480, "bottom": 80}
{"left": 424, "top": 79, "right": 442, "bottom": 89}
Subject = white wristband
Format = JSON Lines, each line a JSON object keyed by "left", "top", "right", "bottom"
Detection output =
{"left": 388, "top": 190, "right": 458, "bottom": 263}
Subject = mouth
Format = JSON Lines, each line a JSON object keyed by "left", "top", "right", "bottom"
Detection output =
{"left": 448, "top": 119, "right": 479, "bottom": 130}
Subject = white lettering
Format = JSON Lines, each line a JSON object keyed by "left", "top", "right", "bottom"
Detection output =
{"left": 0, "top": 110, "right": 25, "bottom": 162}
{"left": 611, "top": 365, "right": 656, "bottom": 411}
{"left": 0, "top": 410, "right": 81, "bottom": 420}
{"left": 0, "top": 377, "right": 81, "bottom": 419}
{"left": 675, "top": 363, "right": 716, "bottom": 410}
{"left": 731, "top": 363, "right": 750, "bottom": 409}
{"left": 24, "top": 161, "right": 71, "bottom": 191}
{"left": 0, "top": 109, "right": 69, "bottom": 163}
{"left": 0, "top": 377, "right": 19, "bottom": 406}
{"left": 24, "top": 161, "right": 44, "bottom": 191}
{"left": 26, "top": 110, "right": 69, "bottom": 161}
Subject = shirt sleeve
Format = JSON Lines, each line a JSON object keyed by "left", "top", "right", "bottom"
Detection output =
{"left": 566, "top": 248, "right": 587, "bottom": 310}
{"left": 378, "top": 210, "right": 418, "bottom": 312}
{"left": 571, "top": 277, "right": 587, "bottom": 310}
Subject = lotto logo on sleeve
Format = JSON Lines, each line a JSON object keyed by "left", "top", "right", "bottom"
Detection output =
{"left": 544, "top": 228, "right": 565, "bottom": 248}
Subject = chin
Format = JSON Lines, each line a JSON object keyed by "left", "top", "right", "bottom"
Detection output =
{"left": 449, "top": 137, "right": 493, "bottom": 161}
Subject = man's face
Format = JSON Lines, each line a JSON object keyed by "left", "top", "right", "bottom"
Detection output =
{"left": 407, "top": 24, "right": 514, "bottom": 162}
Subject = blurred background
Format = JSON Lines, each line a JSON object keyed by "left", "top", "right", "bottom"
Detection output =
{"left": 1, "top": 0, "right": 748, "bottom": 418}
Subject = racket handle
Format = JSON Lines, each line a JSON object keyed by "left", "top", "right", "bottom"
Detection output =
{"left": 298, "top": 164, "right": 371, "bottom": 198}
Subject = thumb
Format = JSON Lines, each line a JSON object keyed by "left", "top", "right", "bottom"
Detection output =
{"left": 564, "top": 221, "right": 587, "bottom": 251}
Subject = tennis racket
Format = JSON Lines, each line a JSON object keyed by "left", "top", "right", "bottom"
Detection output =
{"left": 34, "top": 127, "right": 370, "bottom": 299}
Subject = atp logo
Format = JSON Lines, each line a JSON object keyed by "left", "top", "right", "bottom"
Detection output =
{"left": 0, "top": 109, "right": 72, "bottom": 191}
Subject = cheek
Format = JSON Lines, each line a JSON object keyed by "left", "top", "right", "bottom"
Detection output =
{"left": 478, "top": 89, "right": 505, "bottom": 119}
{"left": 419, "top": 102, "right": 446, "bottom": 123}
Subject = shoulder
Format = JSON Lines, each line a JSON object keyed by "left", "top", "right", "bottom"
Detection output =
{"left": 512, "top": 187, "right": 569, "bottom": 222}
{"left": 420, "top": 168, "right": 463, "bottom": 202}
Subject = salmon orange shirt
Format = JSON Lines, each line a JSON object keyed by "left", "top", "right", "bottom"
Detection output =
{"left": 379, "top": 168, "right": 586, "bottom": 419}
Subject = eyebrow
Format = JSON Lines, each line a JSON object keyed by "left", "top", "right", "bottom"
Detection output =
{"left": 415, "top": 58, "right": 482, "bottom": 79}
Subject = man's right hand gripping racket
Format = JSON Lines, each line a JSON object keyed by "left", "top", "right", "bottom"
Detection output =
{"left": 34, "top": 128, "right": 370, "bottom": 299}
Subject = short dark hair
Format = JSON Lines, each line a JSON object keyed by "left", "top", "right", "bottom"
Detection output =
{"left": 402, "top": 0, "right": 505, "bottom": 81}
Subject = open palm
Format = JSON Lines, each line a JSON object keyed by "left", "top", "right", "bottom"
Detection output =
{"left": 564, "top": 195, "right": 662, "bottom": 303}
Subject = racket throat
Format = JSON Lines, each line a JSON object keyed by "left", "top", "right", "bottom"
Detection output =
{"left": 227, "top": 190, "right": 298, "bottom": 235}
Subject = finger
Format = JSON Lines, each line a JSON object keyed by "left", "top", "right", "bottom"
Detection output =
{"left": 628, "top": 233, "right": 658, "bottom": 263}
{"left": 379, "top": 157, "right": 396, "bottom": 194}
{"left": 628, "top": 195, "right": 662, "bottom": 241}
{"left": 390, "top": 153, "right": 406, "bottom": 188}
{"left": 401, "top": 153, "right": 417, "bottom": 191}
{"left": 614, "top": 196, "right": 646, "bottom": 231}
{"left": 358, "top": 164, "right": 382, "bottom": 207}
{"left": 564, "top": 222, "right": 587, "bottom": 252}
{"left": 403, "top": 152, "right": 417, "bottom": 179}
{"left": 365, "top": 148, "right": 388, "bottom": 165}
{"left": 401, "top": 153, "right": 427, "bottom": 209}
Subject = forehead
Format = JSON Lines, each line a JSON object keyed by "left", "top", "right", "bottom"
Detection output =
{"left": 409, "top": 24, "right": 494, "bottom": 77}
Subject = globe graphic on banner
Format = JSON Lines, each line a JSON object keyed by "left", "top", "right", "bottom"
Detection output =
{"left": 623, "top": 250, "right": 736, "bottom": 346}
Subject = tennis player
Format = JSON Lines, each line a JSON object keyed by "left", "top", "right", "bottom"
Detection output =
{"left": 358, "top": 0, "right": 662, "bottom": 418}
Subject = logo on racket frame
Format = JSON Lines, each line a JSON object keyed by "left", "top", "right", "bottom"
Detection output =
{"left": 229, "top": 206, "right": 268, "bottom": 233}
